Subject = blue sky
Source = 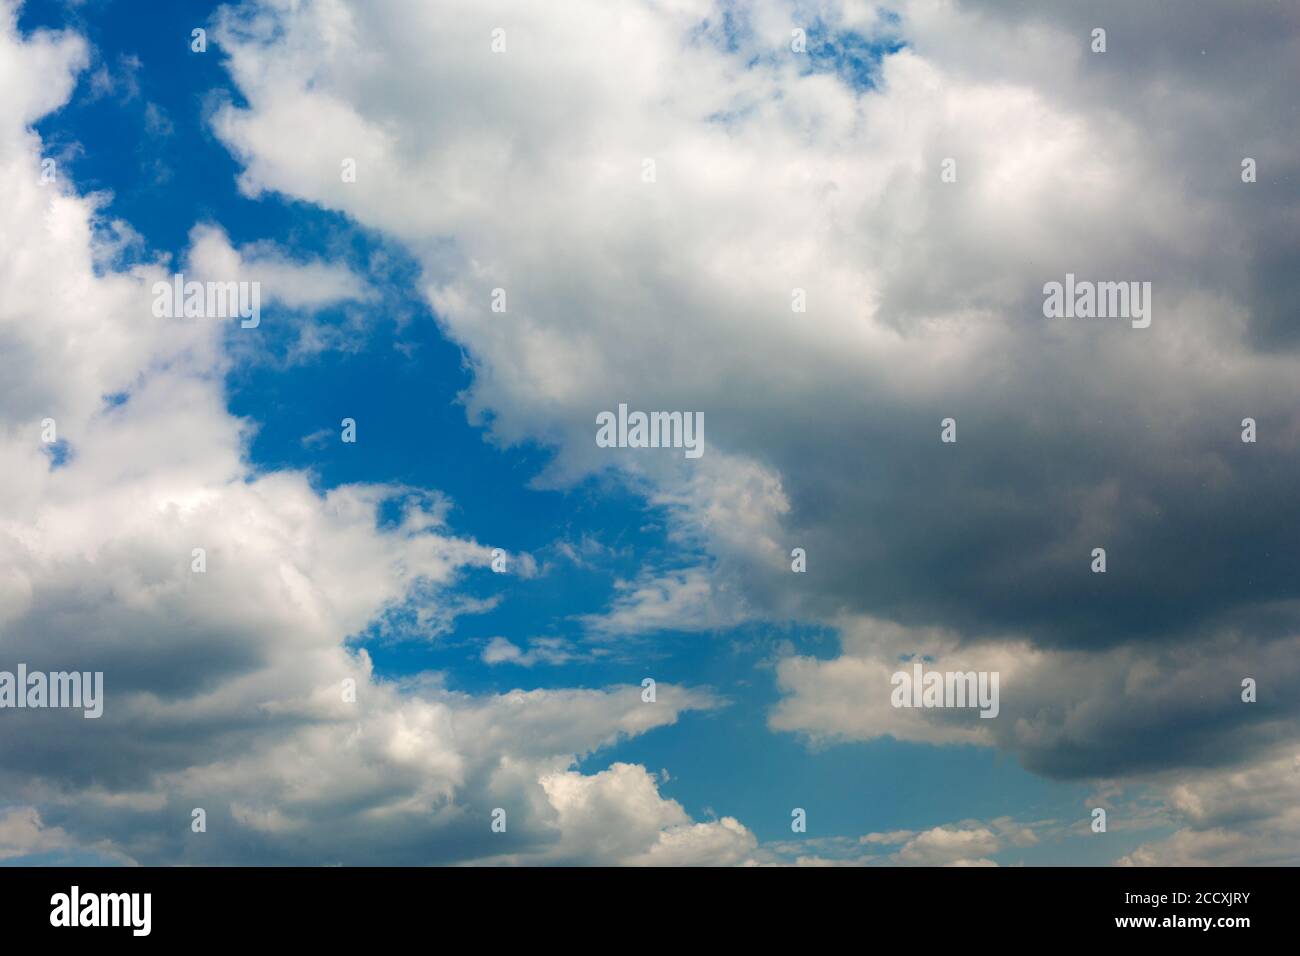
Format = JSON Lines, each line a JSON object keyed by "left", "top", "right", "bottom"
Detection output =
{"left": 3, "top": 0, "right": 1296, "bottom": 866}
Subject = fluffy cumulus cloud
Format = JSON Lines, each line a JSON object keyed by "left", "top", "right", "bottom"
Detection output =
{"left": 203, "top": 0, "right": 1300, "bottom": 864}
{"left": 0, "top": 806, "right": 73, "bottom": 860}
{"left": 771, "top": 615, "right": 1300, "bottom": 780}
{"left": 185, "top": 222, "right": 372, "bottom": 311}
{"left": 0, "top": 0, "right": 749, "bottom": 865}
{"left": 755, "top": 815, "right": 1041, "bottom": 867}
{"left": 524, "top": 763, "right": 755, "bottom": 866}
{"left": 1117, "top": 752, "right": 1300, "bottom": 866}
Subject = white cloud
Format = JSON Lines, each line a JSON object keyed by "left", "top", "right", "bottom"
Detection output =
{"left": 582, "top": 566, "right": 753, "bottom": 637}
{"left": 481, "top": 636, "right": 591, "bottom": 667}
{"left": 769, "top": 615, "right": 1036, "bottom": 747}
{"left": 0, "top": 806, "right": 71, "bottom": 860}
{"left": 754, "top": 814, "right": 1044, "bottom": 867}
{"left": 524, "top": 763, "right": 756, "bottom": 866}
{"left": 769, "top": 614, "right": 1300, "bottom": 783}
{"left": 1118, "top": 752, "right": 1300, "bottom": 866}
{"left": 896, "top": 825, "right": 999, "bottom": 866}
{"left": 186, "top": 223, "right": 372, "bottom": 312}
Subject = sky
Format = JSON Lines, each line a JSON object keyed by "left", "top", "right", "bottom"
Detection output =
{"left": 0, "top": 0, "right": 1297, "bottom": 866}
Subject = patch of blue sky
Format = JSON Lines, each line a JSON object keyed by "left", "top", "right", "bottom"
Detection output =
{"left": 802, "top": 19, "right": 907, "bottom": 91}
{"left": 44, "top": 437, "right": 73, "bottom": 469}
